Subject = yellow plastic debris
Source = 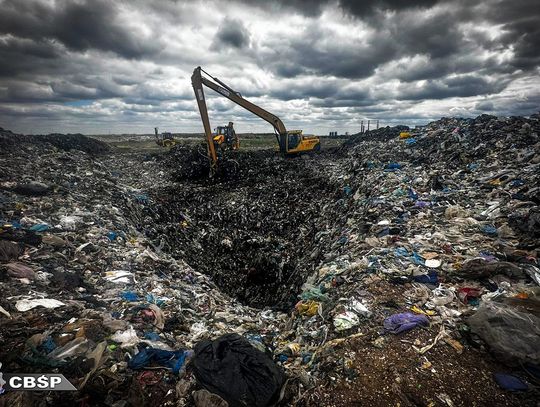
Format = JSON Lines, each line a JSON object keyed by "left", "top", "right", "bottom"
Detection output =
{"left": 411, "top": 305, "right": 436, "bottom": 316}
{"left": 277, "top": 342, "right": 301, "bottom": 356}
{"left": 399, "top": 131, "right": 411, "bottom": 139}
{"left": 295, "top": 300, "right": 320, "bottom": 316}
{"left": 287, "top": 343, "right": 301, "bottom": 355}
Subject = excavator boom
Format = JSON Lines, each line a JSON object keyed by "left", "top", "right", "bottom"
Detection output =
{"left": 191, "top": 66, "right": 320, "bottom": 171}
{"left": 191, "top": 67, "right": 287, "bottom": 169}
{"left": 191, "top": 67, "right": 218, "bottom": 168}
{"left": 192, "top": 67, "right": 287, "bottom": 134}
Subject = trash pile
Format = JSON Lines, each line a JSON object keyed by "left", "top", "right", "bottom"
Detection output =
{"left": 292, "top": 114, "right": 540, "bottom": 404}
{"left": 0, "top": 130, "right": 285, "bottom": 406}
{"left": 0, "top": 127, "right": 110, "bottom": 155}
{"left": 1, "top": 114, "right": 539, "bottom": 406}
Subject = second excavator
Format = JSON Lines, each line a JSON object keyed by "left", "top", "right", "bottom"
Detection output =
{"left": 213, "top": 121, "right": 239, "bottom": 151}
{"left": 191, "top": 66, "right": 320, "bottom": 172}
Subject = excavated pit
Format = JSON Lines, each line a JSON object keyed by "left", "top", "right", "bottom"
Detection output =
{"left": 143, "top": 147, "right": 349, "bottom": 309}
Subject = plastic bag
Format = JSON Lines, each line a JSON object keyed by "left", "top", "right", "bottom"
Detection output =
{"left": 429, "top": 287, "right": 455, "bottom": 307}
{"left": 467, "top": 299, "right": 540, "bottom": 366}
{"left": 15, "top": 298, "right": 65, "bottom": 311}
{"left": 334, "top": 311, "right": 359, "bottom": 331}
{"left": 48, "top": 337, "right": 90, "bottom": 360}
{"left": 384, "top": 312, "right": 429, "bottom": 334}
{"left": 128, "top": 347, "right": 192, "bottom": 374}
{"left": 192, "top": 333, "right": 285, "bottom": 407}
{"left": 295, "top": 300, "right": 320, "bottom": 316}
{"left": 111, "top": 326, "right": 140, "bottom": 348}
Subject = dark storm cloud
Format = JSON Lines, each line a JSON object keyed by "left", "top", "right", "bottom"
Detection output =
{"left": 253, "top": 0, "right": 539, "bottom": 86}
{"left": 0, "top": 104, "right": 56, "bottom": 118}
{"left": 2, "top": 82, "right": 53, "bottom": 103}
{"left": 311, "top": 87, "right": 374, "bottom": 107}
{"left": 269, "top": 81, "right": 340, "bottom": 100}
{"left": 339, "top": 0, "right": 440, "bottom": 16}
{"left": 247, "top": 0, "right": 440, "bottom": 17}
{"left": 475, "top": 101, "right": 495, "bottom": 111}
{"left": 507, "top": 92, "right": 540, "bottom": 114}
{"left": 211, "top": 18, "right": 251, "bottom": 50}
{"left": 0, "top": 0, "right": 160, "bottom": 59}
{"left": 50, "top": 80, "right": 119, "bottom": 100}
{"left": 274, "top": 63, "right": 308, "bottom": 78}
{"left": 311, "top": 96, "right": 375, "bottom": 108}
{"left": 256, "top": 7, "right": 462, "bottom": 81}
{"left": 0, "top": 37, "right": 63, "bottom": 77}
{"left": 113, "top": 77, "right": 141, "bottom": 87}
{"left": 0, "top": 0, "right": 538, "bottom": 134}
{"left": 0, "top": 76, "right": 126, "bottom": 104}
{"left": 388, "top": 11, "right": 464, "bottom": 60}
{"left": 485, "top": 0, "right": 540, "bottom": 70}
{"left": 388, "top": 55, "right": 499, "bottom": 83}
{"left": 399, "top": 75, "right": 509, "bottom": 101}
{"left": 260, "top": 23, "right": 397, "bottom": 80}
{"left": 260, "top": 4, "right": 483, "bottom": 82}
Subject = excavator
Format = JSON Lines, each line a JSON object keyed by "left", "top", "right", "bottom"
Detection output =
{"left": 213, "top": 121, "right": 239, "bottom": 151}
{"left": 154, "top": 127, "right": 177, "bottom": 148}
{"left": 191, "top": 66, "right": 320, "bottom": 171}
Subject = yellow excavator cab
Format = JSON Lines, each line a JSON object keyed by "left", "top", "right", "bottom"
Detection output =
{"left": 283, "top": 130, "right": 321, "bottom": 153}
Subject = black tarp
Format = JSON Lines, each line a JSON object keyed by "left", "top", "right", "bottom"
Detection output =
{"left": 192, "top": 333, "right": 285, "bottom": 407}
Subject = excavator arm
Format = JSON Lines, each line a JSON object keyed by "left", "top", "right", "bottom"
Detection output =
{"left": 191, "top": 67, "right": 218, "bottom": 169}
{"left": 191, "top": 66, "right": 288, "bottom": 169}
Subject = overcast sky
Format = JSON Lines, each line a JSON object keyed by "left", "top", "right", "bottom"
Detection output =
{"left": 0, "top": 0, "right": 539, "bottom": 135}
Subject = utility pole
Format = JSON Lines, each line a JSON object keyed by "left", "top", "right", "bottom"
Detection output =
{"left": 367, "top": 120, "right": 370, "bottom": 132}
{"left": 376, "top": 120, "right": 379, "bottom": 129}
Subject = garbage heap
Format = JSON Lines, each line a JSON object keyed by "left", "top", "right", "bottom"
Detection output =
{"left": 0, "top": 130, "right": 286, "bottom": 406}
{"left": 1, "top": 113, "right": 539, "bottom": 406}
{"left": 281, "top": 114, "right": 540, "bottom": 405}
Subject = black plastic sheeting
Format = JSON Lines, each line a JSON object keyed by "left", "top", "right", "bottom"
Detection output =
{"left": 192, "top": 333, "right": 286, "bottom": 407}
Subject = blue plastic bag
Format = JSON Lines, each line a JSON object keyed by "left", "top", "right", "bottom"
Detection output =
{"left": 413, "top": 270, "right": 438, "bottom": 285}
{"left": 30, "top": 224, "right": 50, "bottom": 232}
{"left": 493, "top": 373, "right": 528, "bottom": 391}
{"left": 128, "top": 347, "right": 191, "bottom": 374}
{"left": 384, "top": 313, "right": 429, "bottom": 334}
{"left": 121, "top": 291, "right": 140, "bottom": 302}
{"left": 384, "top": 162, "right": 402, "bottom": 171}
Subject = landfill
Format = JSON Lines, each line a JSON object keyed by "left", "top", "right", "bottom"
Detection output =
{"left": 0, "top": 113, "right": 539, "bottom": 406}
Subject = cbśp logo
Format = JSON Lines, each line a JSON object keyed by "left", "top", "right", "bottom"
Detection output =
{"left": 0, "top": 362, "right": 76, "bottom": 392}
